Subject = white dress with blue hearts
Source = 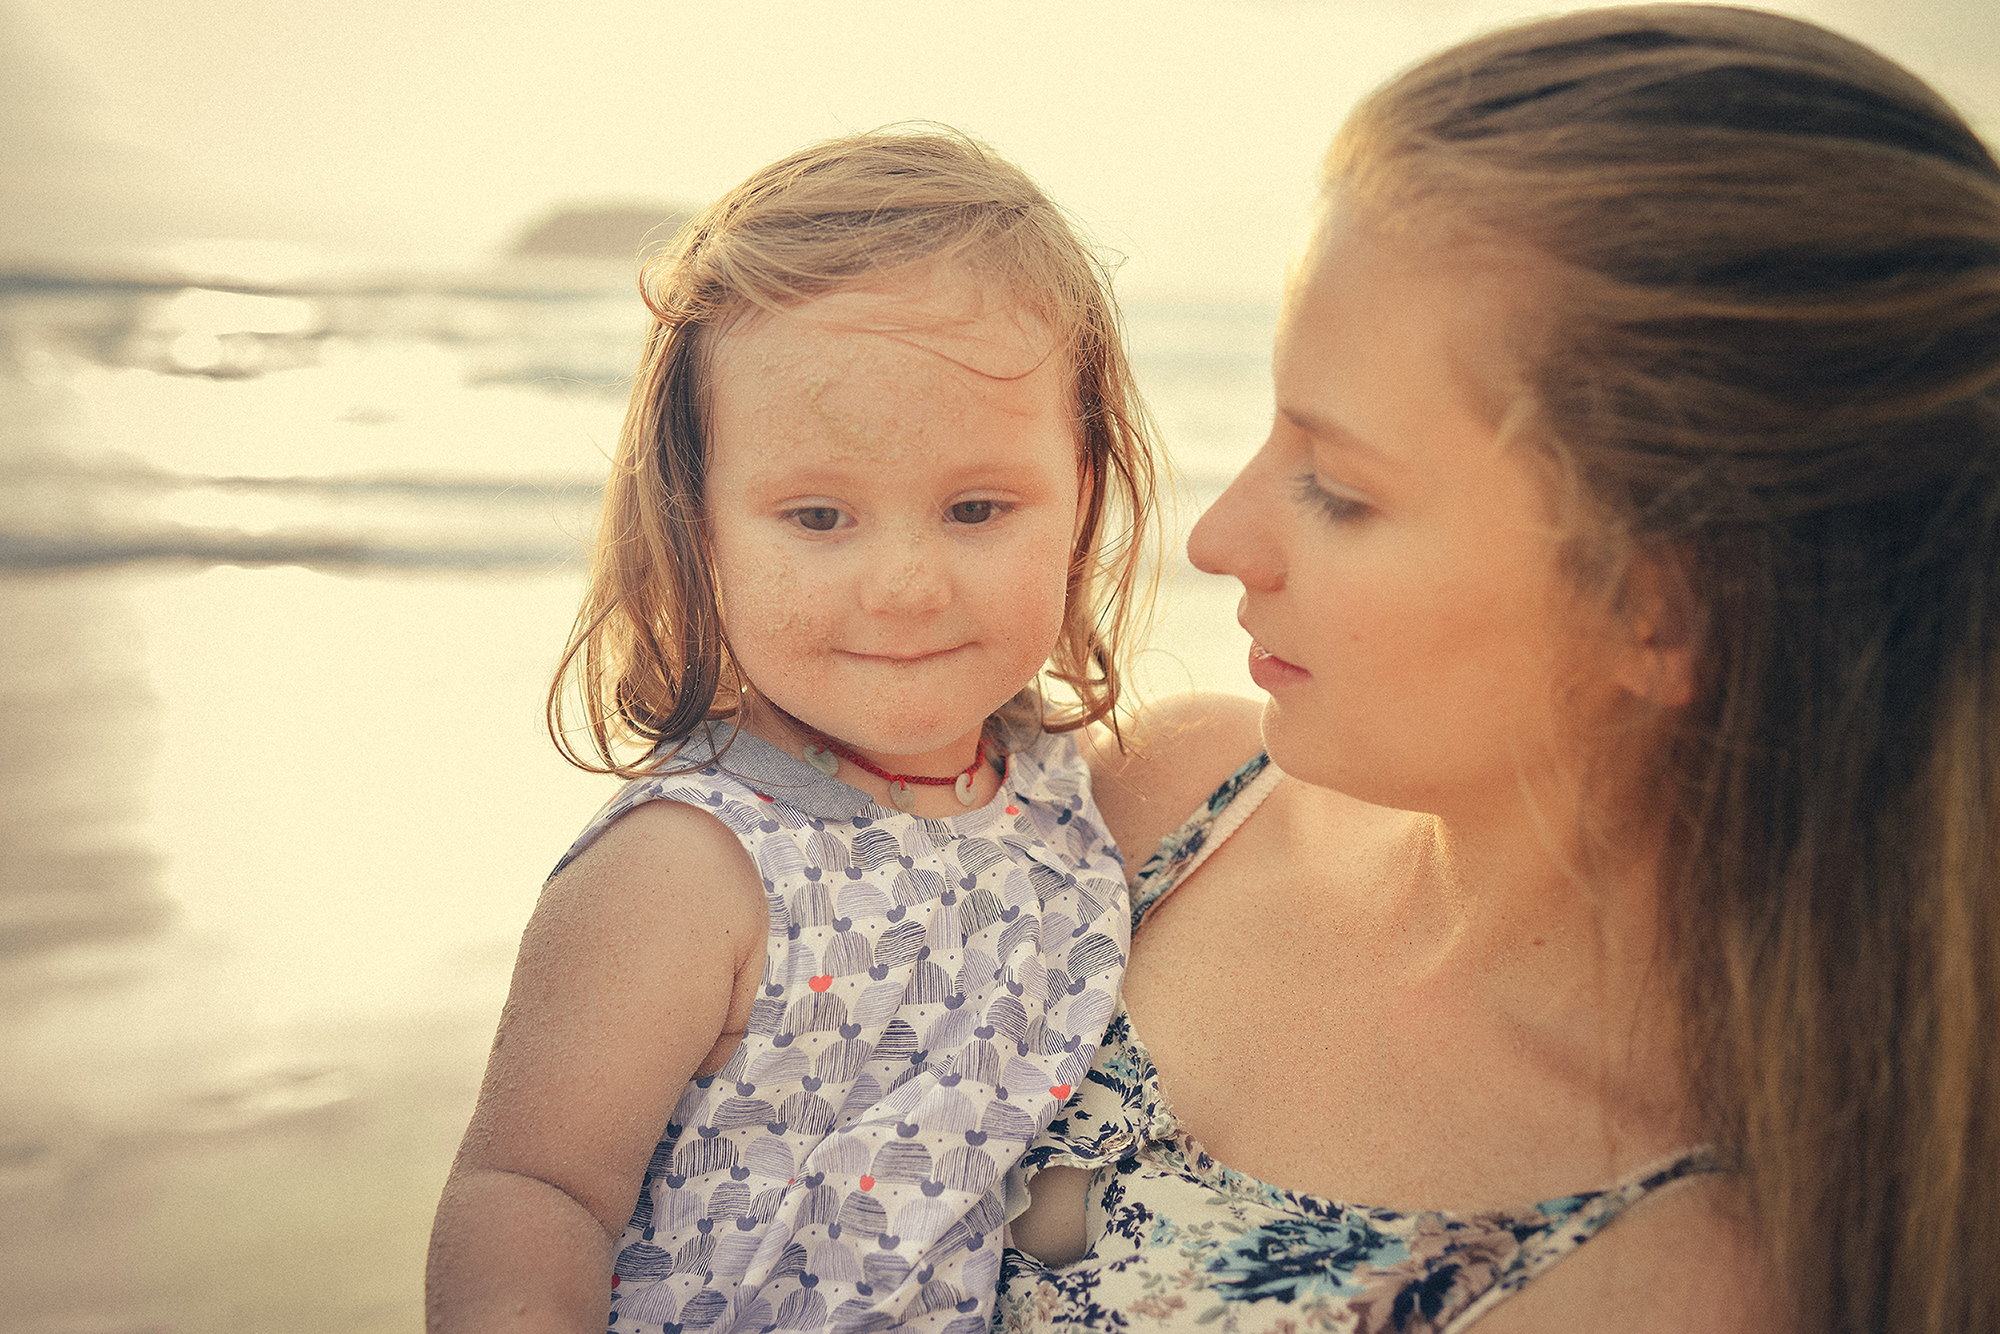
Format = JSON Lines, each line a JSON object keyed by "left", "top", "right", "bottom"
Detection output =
{"left": 548, "top": 724, "right": 1130, "bottom": 1334}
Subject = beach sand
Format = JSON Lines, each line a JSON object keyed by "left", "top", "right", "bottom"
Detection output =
{"left": 0, "top": 565, "right": 611, "bottom": 1333}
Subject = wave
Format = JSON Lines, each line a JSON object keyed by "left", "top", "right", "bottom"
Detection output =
{"left": 3, "top": 455, "right": 603, "bottom": 500}
{"left": 0, "top": 525, "right": 584, "bottom": 572}
{"left": 0, "top": 460, "right": 598, "bottom": 570}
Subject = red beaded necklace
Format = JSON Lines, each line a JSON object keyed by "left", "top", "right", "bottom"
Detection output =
{"left": 771, "top": 705, "right": 990, "bottom": 811}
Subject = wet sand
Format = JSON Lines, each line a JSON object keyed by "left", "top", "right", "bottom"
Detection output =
{"left": 0, "top": 565, "right": 616, "bottom": 1333}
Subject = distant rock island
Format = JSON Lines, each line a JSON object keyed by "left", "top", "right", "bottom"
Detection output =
{"left": 509, "top": 204, "right": 696, "bottom": 260}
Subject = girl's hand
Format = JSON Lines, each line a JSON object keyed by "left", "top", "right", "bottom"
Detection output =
{"left": 1007, "top": 1164, "right": 1094, "bottom": 1268}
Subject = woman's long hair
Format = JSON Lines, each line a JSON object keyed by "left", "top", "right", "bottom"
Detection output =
{"left": 549, "top": 126, "right": 1161, "bottom": 776}
{"left": 1335, "top": 7, "right": 2000, "bottom": 1329}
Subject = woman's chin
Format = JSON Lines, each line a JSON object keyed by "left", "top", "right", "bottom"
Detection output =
{"left": 1255, "top": 701, "right": 1329, "bottom": 784}
{"left": 1257, "top": 707, "right": 1401, "bottom": 808}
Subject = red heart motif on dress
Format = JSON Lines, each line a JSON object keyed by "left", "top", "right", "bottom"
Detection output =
{"left": 809, "top": 975, "right": 833, "bottom": 992}
{"left": 1048, "top": 1084, "right": 1071, "bottom": 1100}
{"left": 859, "top": 1175, "right": 875, "bottom": 1191}
{"left": 1005, "top": 805, "right": 1020, "bottom": 815}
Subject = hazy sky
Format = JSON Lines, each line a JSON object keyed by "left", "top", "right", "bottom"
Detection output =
{"left": 5, "top": 0, "right": 1998, "bottom": 297}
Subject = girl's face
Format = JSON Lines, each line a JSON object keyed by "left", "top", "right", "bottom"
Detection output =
{"left": 704, "top": 264, "right": 1083, "bottom": 768}
{"left": 1188, "top": 199, "right": 1628, "bottom": 822}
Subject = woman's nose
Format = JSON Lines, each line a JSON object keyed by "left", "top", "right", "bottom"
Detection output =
{"left": 1187, "top": 439, "right": 1286, "bottom": 590}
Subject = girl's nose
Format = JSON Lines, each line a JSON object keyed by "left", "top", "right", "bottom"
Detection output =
{"left": 859, "top": 535, "right": 952, "bottom": 614}
{"left": 1187, "top": 438, "right": 1286, "bottom": 591}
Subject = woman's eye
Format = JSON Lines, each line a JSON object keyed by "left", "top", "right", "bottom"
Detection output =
{"left": 1293, "top": 474, "right": 1369, "bottom": 523}
{"left": 788, "top": 507, "right": 845, "bottom": 532}
{"left": 949, "top": 500, "right": 997, "bottom": 525}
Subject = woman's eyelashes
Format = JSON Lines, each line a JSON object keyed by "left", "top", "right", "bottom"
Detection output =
{"left": 1293, "top": 473, "right": 1370, "bottom": 523}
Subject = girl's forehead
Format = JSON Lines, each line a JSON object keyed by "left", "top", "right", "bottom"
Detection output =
{"left": 704, "top": 267, "right": 1077, "bottom": 474}
{"left": 719, "top": 265, "right": 1057, "bottom": 382}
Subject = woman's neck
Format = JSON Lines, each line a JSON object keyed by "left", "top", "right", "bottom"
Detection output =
{"left": 1355, "top": 790, "right": 1689, "bottom": 1135}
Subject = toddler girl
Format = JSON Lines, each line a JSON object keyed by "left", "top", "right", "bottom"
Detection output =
{"left": 427, "top": 128, "right": 1160, "bottom": 1334}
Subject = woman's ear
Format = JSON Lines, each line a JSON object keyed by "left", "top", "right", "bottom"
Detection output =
{"left": 1612, "top": 548, "right": 1699, "bottom": 709}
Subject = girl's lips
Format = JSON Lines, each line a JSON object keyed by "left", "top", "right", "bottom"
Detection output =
{"left": 841, "top": 644, "right": 965, "bottom": 664}
{"left": 1247, "top": 641, "right": 1311, "bottom": 690}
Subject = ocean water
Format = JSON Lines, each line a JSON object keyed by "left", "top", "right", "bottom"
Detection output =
{"left": 0, "top": 261, "right": 1271, "bottom": 1333}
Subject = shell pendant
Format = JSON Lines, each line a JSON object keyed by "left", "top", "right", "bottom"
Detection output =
{"left": 800, "top": 738, "right": 980, "bottom": 811}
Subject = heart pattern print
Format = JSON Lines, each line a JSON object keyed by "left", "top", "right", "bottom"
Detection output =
{"left": 547, "top": 727, "right": 1129, "bottom": 1334}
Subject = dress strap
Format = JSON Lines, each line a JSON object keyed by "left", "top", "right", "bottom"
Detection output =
{"left": 1443, "top": 1145, "right": 1720, "bottom": 1332}
{"left": 1129, "top": 753, "right": 1282, "bottom": 934}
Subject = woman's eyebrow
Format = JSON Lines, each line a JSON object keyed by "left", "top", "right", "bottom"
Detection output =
{"left": 1278, "top": 407, "right": 1406, "bottom": 471}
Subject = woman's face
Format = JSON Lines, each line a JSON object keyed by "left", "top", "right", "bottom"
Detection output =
{"left": 1189, "top": 198, "right": 1626, "bottom": 820}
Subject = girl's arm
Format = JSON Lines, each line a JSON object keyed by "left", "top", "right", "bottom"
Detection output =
{"left": 426, "top": 799, "right": 769, "bottom": 1334}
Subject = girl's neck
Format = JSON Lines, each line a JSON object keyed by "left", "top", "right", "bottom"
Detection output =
{"left": 737, "top": 695, "right": 1004, "bottom": 817}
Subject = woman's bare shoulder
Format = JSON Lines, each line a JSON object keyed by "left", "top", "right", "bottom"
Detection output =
{"left": 1470, "top": 1173, "right": 1786, "bottom": 1334}
{"left": 1082, "top": 692, "right": 1265, "bottom": 872}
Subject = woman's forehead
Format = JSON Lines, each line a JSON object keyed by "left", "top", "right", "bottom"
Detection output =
{"left": 1279, "top": 197, "right": 1538, "bottom": 436}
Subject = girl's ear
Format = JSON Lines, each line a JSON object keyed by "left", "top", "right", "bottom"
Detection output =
{"left": 1612, "top": 547, "right": 1699, "bottom": 709}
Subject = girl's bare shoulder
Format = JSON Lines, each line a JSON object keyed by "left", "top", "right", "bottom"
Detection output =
{"left": 459, "top": 798, "right": 768, "bottom": 1240}
{"left": 543, "top": 797, "right": 765, "bottom": 915}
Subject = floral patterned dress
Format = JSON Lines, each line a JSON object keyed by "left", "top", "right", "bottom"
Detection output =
{"left": 995, "top": 754, "right": 1716, "bottom": 1334}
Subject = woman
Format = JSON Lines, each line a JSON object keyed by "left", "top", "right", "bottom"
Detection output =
{"left": 1000, "top": 6, "right": 1999, "bottom": 1332}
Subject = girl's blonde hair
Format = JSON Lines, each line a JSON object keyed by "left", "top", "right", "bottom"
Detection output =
{"left": 551, "top": 126, "right": 1160, "bottom": 777}
{"left": 1335, "top": 7, "right": 2000, "bottom": 1330}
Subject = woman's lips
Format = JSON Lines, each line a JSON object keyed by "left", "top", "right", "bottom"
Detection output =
{"left": 1247, "top": 641, "right": 1310, "bottom": 689}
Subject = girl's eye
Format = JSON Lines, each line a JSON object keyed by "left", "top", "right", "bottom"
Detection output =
{"left": 948, "top": 500, "right": 997, "bottom": 525}
{"left": 787, "top": 506, "right": 846, "bottom": 532}
{"left": 1293, "top": 474, "right": 1369, "bottom": 523}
